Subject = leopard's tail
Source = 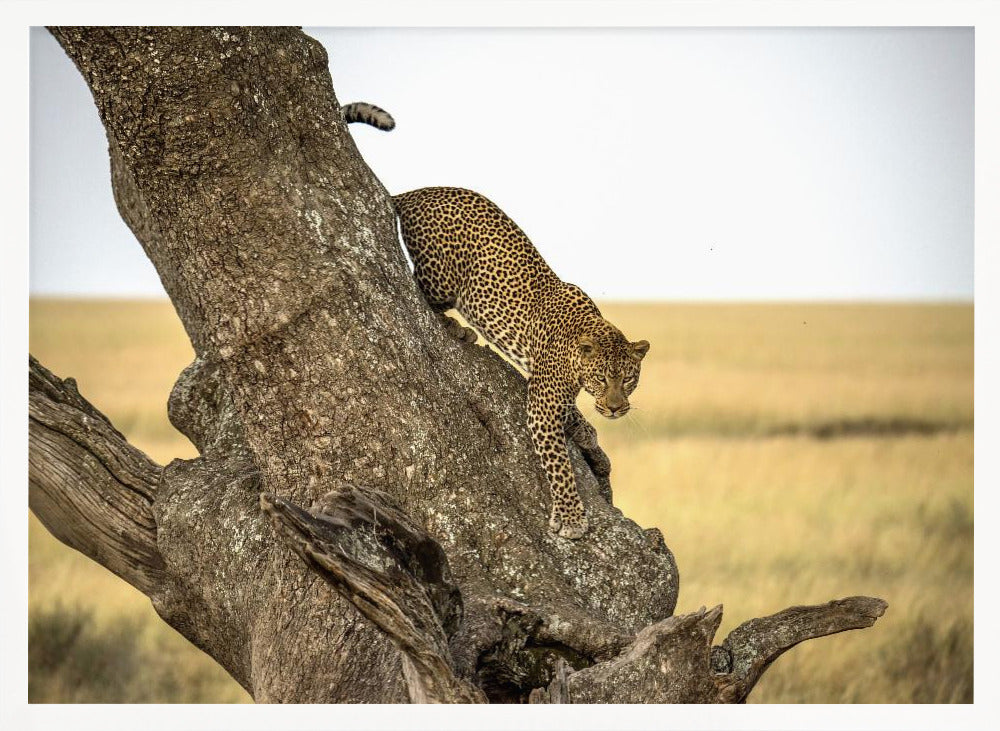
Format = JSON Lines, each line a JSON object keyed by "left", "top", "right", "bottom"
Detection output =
{"left": 341, "top": 102, "right": 395, "bottom": 131}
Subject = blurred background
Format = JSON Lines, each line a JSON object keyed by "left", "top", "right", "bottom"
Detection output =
{"left": 29, "top": 27, "right": 973, "bottom": 702}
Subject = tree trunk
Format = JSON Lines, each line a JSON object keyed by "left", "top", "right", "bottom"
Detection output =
{"left": 30, "top": 26, "right": 886, "bottom": 703}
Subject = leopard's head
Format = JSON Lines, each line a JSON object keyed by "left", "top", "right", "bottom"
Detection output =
{"left": 574, "top": 329, "right": 650, "bottom": 419}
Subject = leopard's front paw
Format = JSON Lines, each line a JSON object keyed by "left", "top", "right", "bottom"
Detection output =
{"left": 548, "top": 512, "right": 563, "bottom": 533}
{"left": 550, "top": 512, "right": 588, "bottom": 540}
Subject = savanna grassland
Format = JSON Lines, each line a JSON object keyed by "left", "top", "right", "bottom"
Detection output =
{"left": 28, "top": 299, "right": 973, "bottom": 703}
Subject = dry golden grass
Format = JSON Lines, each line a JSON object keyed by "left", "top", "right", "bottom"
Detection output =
{"left": 29, "top": 299, "right": 247, "bottom": 703}
{"left": 598, "top": 301, "right": 973, "bottom": 703}
{"left": 28, "top": 298, "right": 973, "bottom": 703}
{"left": 29, "top": 299, "right": 200, "bottom": 464}
{"left": 596, "top": 302, "right": 973, "bottom": 436}
{"left": 608, "top": 432, "right": 972, "bottom": 703}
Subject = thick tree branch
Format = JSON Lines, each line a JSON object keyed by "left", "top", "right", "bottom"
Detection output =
{"left": 28, "top": 355, "right": 165, "bottom": 595}
{"left": 712, "top": 595, "right": 889, "bottom": 703}
{"left": 526, "top": 598, "right": 887, "bottom": 703}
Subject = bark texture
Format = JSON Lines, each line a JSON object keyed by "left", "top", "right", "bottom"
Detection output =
{"left": 29, "top": 26, "right": 886, "bottom": 703}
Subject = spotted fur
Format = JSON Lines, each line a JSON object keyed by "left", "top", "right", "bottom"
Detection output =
{"left": 395, "top": 187, "right": 650, "bottom": 539}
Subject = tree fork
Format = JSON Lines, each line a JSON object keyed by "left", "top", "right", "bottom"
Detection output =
{"left": 30, "top": 26, "right": 885, "bottom": 703}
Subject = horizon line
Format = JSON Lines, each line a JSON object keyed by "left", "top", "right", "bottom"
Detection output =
{"left": 28, "top": 294, "right": 975, "bottom": 306}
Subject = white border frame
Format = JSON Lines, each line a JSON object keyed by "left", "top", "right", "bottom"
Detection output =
{"left": 3, "top": 2, "right": 996, "bottom": 729}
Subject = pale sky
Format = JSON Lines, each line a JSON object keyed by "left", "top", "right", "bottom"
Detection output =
{"left": 30, "top": 26, "right": 973, "bottom": 301}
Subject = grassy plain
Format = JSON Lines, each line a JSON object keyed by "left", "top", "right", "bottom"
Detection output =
{"left": 28, "top": 298, "right": 973, "bottom": 703}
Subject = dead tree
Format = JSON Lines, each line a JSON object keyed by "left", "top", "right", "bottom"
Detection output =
{"left": 29, "top": 27, "right": 886, "bottom": 703}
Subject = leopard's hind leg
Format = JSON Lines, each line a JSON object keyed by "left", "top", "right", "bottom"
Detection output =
{"left": 417, "top": 286, "right": 479, "bottom": 345}
{"left": 438, "top": 311, "right": 479, "bottom": 344}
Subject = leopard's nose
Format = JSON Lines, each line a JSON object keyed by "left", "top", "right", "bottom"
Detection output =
{"left": 606, "top": 393, "right": 627, "bottom": 412}
{"left": 609, "top": 403, "right": 630, "bottom": 418}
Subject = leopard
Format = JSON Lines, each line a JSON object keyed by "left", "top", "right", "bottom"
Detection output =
{"left": 393, "top": 187, "right": 650, "bottom": 539}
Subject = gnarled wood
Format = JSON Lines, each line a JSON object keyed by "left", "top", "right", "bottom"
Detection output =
{"left": 260, "top": 486, "right": 887, "bottom": 705}
{"left": 261, "top": 488, "right": 485, "bottom": 703}
{"left": 713, "top": 596, "right": 889, "bottom": 703}
{"left": 525, "top": 598, "right": 888, "bottom": 704}
{"left": 28, "top": 355, "right": 164, "bottom": 596}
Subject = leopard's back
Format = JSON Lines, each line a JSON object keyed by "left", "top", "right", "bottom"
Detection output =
{"left": 394, "top": 187, "right": 557, "bottom": 369}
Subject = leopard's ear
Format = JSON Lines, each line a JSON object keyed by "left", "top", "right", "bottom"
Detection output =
{"left": 630, "top": 340, "right": 650, "bottom": 361}
{"left": 578, "top": 335, "right": 599, "bottom": 361}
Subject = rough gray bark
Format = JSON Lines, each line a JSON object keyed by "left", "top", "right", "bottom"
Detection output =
{"left": 29, "top": 26, "right": 886, "bottom": 703}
